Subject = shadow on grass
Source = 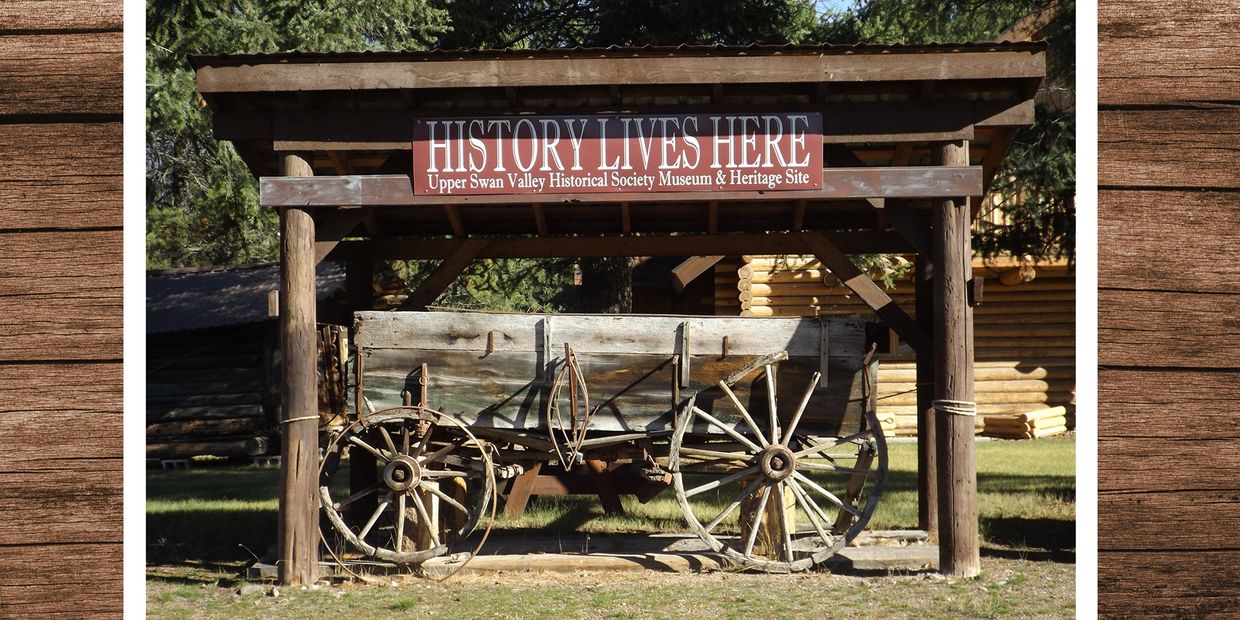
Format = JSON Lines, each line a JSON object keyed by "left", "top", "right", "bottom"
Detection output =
{"left": 148, "top": 465, "right": 280, "bottom": 566}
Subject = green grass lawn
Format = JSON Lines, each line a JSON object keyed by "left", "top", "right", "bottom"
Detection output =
{"left": 148, "top": 438, "right": 1074, "bottom": 618}
{"left": 147, "top": 438, "right": 1074, "bottom": 565}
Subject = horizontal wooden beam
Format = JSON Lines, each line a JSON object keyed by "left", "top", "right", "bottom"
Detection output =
{"left": 198, "top": 51, "right": 1044, "bottom": 93}
{"left": 320, "top": 231, "right": 914, "bottom": 262}
{"left": 262, "top": 168, "right": 981, "bottom": 208}
{"left": 214, "top": 99, "right": 1033, "bottom": 148}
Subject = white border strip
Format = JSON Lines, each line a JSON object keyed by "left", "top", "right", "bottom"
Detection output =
{"left": 122, "top": 0, "right": 148, "bottom": 615}
{"left": 1075, "top": 0, "right": 1099, "bottom": 616}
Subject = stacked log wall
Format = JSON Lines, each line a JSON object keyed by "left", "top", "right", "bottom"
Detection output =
{"left": 146, "top": 324, "right": 278, "bottom": 458}
{"left": 715, "top": 255, "right": 1074, "bottom": 436}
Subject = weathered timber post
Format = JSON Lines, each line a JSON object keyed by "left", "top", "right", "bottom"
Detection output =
{"left": 278, "top": 152, "right": 320, "bottom": 585}
{"left": 914, "top": 255, "right": 937, "bottom": 535}
{"left": 932, "top": 140, "right": 979, "bottom": 577}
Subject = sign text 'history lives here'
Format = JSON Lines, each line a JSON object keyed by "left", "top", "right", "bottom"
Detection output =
{"left": 412, "top": 113, "right": 824, "bottom": 196}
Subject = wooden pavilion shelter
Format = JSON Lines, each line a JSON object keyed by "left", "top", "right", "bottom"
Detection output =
{"left": 192, "top": 42, "right": 1044, "bottom": 584}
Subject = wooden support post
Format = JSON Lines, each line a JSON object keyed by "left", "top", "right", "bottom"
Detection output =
{"left": 346, "top": 258, "right": 377, "bottom": 524}
{"left": 277, "top": 152, "right": 319, "bottom": 586}
{"left": 932, "top": 140, "right": 979, "bottom": 577}
{"left": 586, "top": 459, "right": 625, "bottom": 515}
{"left": 915, "top": 255, "right": 937, "bottom": 535}
{"left": 504, "top": 461, "right": 542, "bottom": 518}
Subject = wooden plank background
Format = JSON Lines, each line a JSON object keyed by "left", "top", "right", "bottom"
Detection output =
{"left": 1099, "top": 1, "right": 1240, "bottom": 616}
{"left": 0, "top": 1, "right": 123, "bottom": 617}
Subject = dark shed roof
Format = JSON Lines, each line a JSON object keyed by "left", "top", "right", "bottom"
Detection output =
{"left": 147, "top": 263, "right": 346, "bottom": 334}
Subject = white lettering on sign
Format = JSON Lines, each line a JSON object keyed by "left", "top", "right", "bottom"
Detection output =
{"left": 413, "top": 113, "right": 823, "bottom": 195}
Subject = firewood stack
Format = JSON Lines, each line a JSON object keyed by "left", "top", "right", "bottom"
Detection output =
{"left": 982, "top": 406, "right": 1071, "bottom": 439}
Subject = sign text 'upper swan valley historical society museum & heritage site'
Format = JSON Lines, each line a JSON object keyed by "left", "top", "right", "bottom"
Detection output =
{"left": 413, "top": 113, "right": 824, "bottom": 195}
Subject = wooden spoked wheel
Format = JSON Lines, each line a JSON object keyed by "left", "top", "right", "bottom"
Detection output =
{"left": 669, "top": 365, "right": 886, "bottom": 573}
{"left": 319, "top": 407, "right": 496, "bottom": 565}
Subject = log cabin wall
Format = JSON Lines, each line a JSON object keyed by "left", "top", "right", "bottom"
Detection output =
{"left": 146, "top": 263, "right": 375, "bottom": 459}
{"left": 715, "top": 254, "right": 1074, "bottom": 436}
{"left": 0, "top": 1, "right": 123, "bottom": 614}
{"left": 146, "top": 324, "right": 279, "bottom": 459}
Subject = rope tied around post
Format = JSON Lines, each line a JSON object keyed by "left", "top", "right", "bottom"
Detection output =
{"left": 932, "top": 400, "right": 977, "bottom": 417}
{"left": 279, "top": 415, "right": 321, "bottom": 425}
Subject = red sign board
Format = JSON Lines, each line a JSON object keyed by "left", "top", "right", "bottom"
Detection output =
{"left": 412, "top": 113, "right": 822, "bottom": 196}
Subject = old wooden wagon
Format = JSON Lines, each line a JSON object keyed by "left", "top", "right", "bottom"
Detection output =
{"left": 320, "top": 310, "right": 884, "bottom": 572}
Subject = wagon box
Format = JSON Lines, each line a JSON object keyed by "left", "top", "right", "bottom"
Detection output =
{"left": 355, "top": 311, "right": 873, "bottom": 437}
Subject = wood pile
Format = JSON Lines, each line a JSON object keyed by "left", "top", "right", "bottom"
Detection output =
{"left": 715, "top": 255, "right": 1075, "bottom": 439}
{"left": 981, "top": 406, "right": 1071, "bottom": 439}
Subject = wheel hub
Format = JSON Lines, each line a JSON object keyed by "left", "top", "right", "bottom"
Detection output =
{"left": 383, "top": 455, "right": 423, "bottom": 492}
{"left": 758, "top": 445, "right": 796, "bottom": 481}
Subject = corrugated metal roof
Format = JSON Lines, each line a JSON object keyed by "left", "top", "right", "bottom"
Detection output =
{"left": 189, "top": 41, "right": 1046, "bottom": 68}
{"left": 146, "top": 262, "right": 346, "bottom": 334}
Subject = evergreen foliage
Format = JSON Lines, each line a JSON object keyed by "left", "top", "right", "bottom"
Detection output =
{"left": 146, "top": 0, "right": 1075, "bottom": 307}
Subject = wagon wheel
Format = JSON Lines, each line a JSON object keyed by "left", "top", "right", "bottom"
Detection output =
{"left": 669, "top": 364, "right": 886, "bottom": 573}
{"left": 319, "top": 406, "right": 496, "bottom": 566}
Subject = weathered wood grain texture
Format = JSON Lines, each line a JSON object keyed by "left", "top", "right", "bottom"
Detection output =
{"left": 1100, "top": 1, "right": 1240, "bottom": 614}
{"left": 1098, "top": 289, "right": 1240, "bottom": 369}
{"left": 0, "top": 543, "right": 123, "bottom": 618}
{"left": 0, "top": 362, "right": 122, "bottom": 618}
{"left": 1098, "top": 551, "right": 1240, "bottom": 618}
{"left": 0, "top": 32, "right": 122, "bottom": 115}
{"left": 0, "top": 1, "right": 123, "bottom": 31}
{"left": 1099, "top": 1, "right": 1240, "bottom": 105}
{"left": 0, "top": 123, "right": 122, "bottom": 230}
{"left": 1098, "top": 106, "right": 1240, "bottom": 189}
{"left": 0, "top": 230, "right": 122, "bottom": 361}
{"left": 0, "top": 2, "right": 122, "bottom": 616}
{"left": 1100, "top": 369, "right": 1240, "bottom": 440}
{"left": 1099, "top": 190, "right": 1240, "bottom": 293}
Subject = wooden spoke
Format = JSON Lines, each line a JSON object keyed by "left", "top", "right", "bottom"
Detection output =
{"left": 348, "top": 435, "right": 390, "bottom": 462}
{"left": 409, "top": 491, "right": 440, "bottom": 547}
{"left": 774, "top": 484, "right": 794, "bottom": 562}
{"left": 334, "top": 483, "right": 379, "bottom": 511}
{"left": 402, "top": 422, "right": 411, "bottom": 455}
{"left": 358, "top": 495, "right": 391, "bottom": 540}
{"left": 717, "top": 380, "right": 769, "bottom": 447}
{"left": 378, "top": 426, "right": 398, "bottom": 456}
{"left": 692, "top": 407, "right": 763, "bottom": 453}
{"left": 783, "top": 371, "right": 821, "bottom": 440}
{"left": 676, "top": 446, "right": 753, "bottom": 463}
{"left": 394, "top": 493, "right": 407, "bottom": 553}
{"left": 415, "top": 425, "right": 435, "bottom": 457}
{"left": 423, "top": 482, "right": 469, "bottom": 515}
{"left": 742, "top": 484, "right": 773, "bottom": 558}
{"left": 705, "top": 476, "right": 765, "bottom": 533}
{"left": 422, "top": 469, "right": 469, "bottom": 479}
{"left": 419, "top": 441, "right": 457, "bottom": 465}
{"left": 788, "top": 479, "right": 835, "bottom": 529}
{"left": 684, "top": 466, "right": 760, "bottom": 499}
{"left": 793, "top": 429, "right": 873, "bottom": 459}
{"left": 764, "top": 365, "right": 779, "bottom": 444}
{"left": 792, "top": 471, "right": 861, "bottom": 518}
{"left": 789, "top": 478, "right": 835, "bottom": 548}
{"left": 795, "top": 460, "right": 872, "bottom": 475}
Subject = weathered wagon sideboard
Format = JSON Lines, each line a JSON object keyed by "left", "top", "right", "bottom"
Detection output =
{"left": 191, "top": 42, "right": 1044, "bottom": 583}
